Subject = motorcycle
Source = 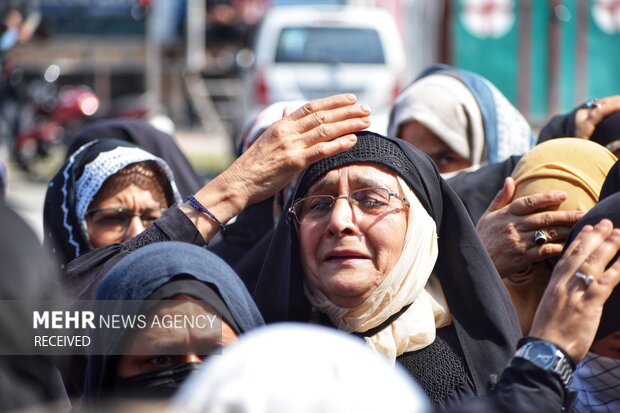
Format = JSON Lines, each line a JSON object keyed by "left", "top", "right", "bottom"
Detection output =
{"left": 11, "top": 64, "right": 99, "bottom": 177}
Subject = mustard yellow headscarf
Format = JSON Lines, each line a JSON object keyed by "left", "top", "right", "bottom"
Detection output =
{"left": 507, "top": 137, "right": 616, "bottom": 334}
{"left": 512, "top": 138, "right": 617, "bottom": 211}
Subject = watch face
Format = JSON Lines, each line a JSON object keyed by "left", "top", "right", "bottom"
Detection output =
{"left": 524, "top": 342, "right": 556, "bottom": 369}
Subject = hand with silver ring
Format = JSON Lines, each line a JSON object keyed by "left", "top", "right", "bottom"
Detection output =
{"left": 574, "top": 271, "right": 594, "bottom": 287}
{"left": 530, "top": 219, "right": 620, "bottom": 362}
{"left": 476, "top": 177, "right": 583, "bottom": 278}
{"left": 534, "top": 229, "right": 548, "bottom": 245}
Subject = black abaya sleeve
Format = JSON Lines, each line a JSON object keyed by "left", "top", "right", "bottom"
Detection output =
{"left": 451, "top": 358, "right": 570, "bottom": 413}
{"left": 63, "top": 205, "right": 206, "bottom": 299}
{"left": 447, "top": 156, "right": 521, "bottom": 225}
{"left": 537, "top": 108, "right": 579, "bottom": 144}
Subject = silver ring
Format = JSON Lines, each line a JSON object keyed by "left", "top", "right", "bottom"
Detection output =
{"left": 534, "top": 229, "right": 548, "bottom": 245}
{"left": 575, "top": 271, "right": 594, "bottom": 287}
{"left": 585, "top": 98, "right": 601, "bottom": 109}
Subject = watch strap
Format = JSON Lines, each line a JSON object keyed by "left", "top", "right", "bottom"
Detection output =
{"left": 514, "top": 338, "right": 575, "bottom": 389}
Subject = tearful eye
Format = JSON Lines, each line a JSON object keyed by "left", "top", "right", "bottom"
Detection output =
{"left": 307, "top": 197, "right": 333, "bottom": 213}
{"left": 357, "top": 196, "right": 386, "bottom": 208}
{"left": 353, "top": 189, "right": 390, "bottom": 210}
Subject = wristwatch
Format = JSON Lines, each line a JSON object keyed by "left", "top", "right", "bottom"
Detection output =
{"left": 514, "top": 339, "right": 575, "bottom": 388}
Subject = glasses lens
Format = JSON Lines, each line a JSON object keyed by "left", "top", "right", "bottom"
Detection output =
{"left": 351, "top": 188, "right": 391, "bottom": 214}
{"left": 293, "top": 195, "right": 334, "bottom": 223}
{"left": 88, "top": 208, "right": 131, "bottom": 235}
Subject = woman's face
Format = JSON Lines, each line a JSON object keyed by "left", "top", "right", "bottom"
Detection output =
{"left": 298, "top": 165, "right": 408, "bottom": 308}
{"left": 86, "top": 182, "right": 166, "bottom": 248}
{"left": 116, "top": 295, "right": 238, "bottom": 378}
{"left": 399, "top": 120, "right": 471, "bottom": 174}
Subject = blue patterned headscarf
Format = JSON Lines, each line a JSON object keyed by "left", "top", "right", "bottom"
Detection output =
{"left": 43, "top": 139, "right": 181, "bottom": 267}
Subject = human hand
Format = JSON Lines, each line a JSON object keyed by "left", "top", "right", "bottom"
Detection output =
{"left": 529, "top": 219, "right": 620, "bottom": 362}
{"left": 183, "top": 95, "right": 370, "bottom": 241}
{"left": 225, "top": 93, "right": 371, "bottom": 207}
{"left": 476, "top": 177, "right": 584, "bottom": 278}
{"left": 575, "top": 95, "right": 620, "bottom": 138}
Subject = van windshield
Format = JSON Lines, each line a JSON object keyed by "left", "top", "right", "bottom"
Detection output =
{"left": 275, "top": 27, "right": 385, "bottom": 64}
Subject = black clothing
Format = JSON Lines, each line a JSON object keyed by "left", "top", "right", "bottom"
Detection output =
{"left": 561, "top": 192, "right": 620, "bottom": 342}
{"left": 538, "top": 102, "right": 620, "bottom": 149}
{"left": 453, "top": 357, "right": 570, "bottom": 413}
{"left": 538, "top": 107, "right": 580, "bottom": 143}
{"left": 82, "top": 241, "right": 264, "bottom": 405}
{"left": 599, "top": 160, "right": 620, "bottom": 201}
{"left": 590, "top": 111, "right": 620, "bottom": 148}
{"left": 447, "top": 156, "right": 522, "bottom": 225}
{"left": 253, "top": 132, "right": 521, "bottom": 403}
{"left": 0, "top": 202, "right": 69, "bottom": 411}
{"left": 64, "top": 205, "right": 205, "bottom": 299}
{"left": 398, "top": 325, "right": 475, "bottom": 410}
{"left": 67, "top": 118, "right": 203, "bottom": 199}
{"left": 208, "top": 197, "right": 274, "bottom": 268}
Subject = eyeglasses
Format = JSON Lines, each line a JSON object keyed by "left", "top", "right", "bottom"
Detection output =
{"left": 288, "top": 187, "right": 409, "bottom": 225}
{"left": 85, "top": 207, "right": 167, "bottom": 240}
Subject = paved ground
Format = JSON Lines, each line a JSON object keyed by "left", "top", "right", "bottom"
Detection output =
{"left": 4, "top": 128, "right": 231, "bottom": 241}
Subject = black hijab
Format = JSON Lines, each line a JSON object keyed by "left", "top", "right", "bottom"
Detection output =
{"left": 67, "top": 118, "right": 204, "bottom": 198}
{"left": 600, "top": 160, "right": 620, "bottom": 201}
{"left": 253, "top": 132, "right": 521, "bottom": 394}
{"left": 447, "top": 155, "right": 522, "bottom": 225}
{"left": 83, "top": 241, "right": 265, "bottom": 404}
{"left": 590, "top": 111, "right": 620, "bottom": 149}
{"left": 43, "top": 138, "right": 181, "bottom": 267}
{"left": 539, "top": 104, "right": 620, "bottom": 150}
{"left": 561, "top": 192, "right": 620, "bottom": 342}
{"left": 0, "top": 202, "right": 68, "bottom": 411}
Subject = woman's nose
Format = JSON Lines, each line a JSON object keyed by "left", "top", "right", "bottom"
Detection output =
{"left": 327, "top": 198, "right": 358, "bottom": 236}
{"left": 123, "top": 215, "right": 146, "bottom": 241}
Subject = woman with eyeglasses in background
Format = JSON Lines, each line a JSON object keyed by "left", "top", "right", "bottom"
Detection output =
{"left": 43, "top": 138, "right": 181, "bottom": 276}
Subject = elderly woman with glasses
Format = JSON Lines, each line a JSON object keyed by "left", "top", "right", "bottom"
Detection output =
{"left": 43, "top": 138, "right": 181, "bottom": 269}
{"left": 252, "top": 131, "right": 522, "bottom": 409}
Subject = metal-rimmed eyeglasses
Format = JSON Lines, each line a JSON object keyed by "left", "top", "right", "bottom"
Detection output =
{"left": 288, "top": 187, "right": 410, "bottom": 225}
{"left": 85, "top": 207, "right": 167, "bottom": 240}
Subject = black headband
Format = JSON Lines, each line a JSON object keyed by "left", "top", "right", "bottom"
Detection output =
{"left": 295, "top": 131, "right": 432, "bottom": 215}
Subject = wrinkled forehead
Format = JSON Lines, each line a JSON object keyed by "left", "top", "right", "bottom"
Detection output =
{"left": 305, "top": 163, "right": 401, "bottom": 196}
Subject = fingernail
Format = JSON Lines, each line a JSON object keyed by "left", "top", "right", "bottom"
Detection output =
{"left": 555, "top": 191, "right": 567, "bottom": 201}
{"left": 613, "top": 228, "right": 620, "bottom": 236}
{"left": 576, "top": 212, "right": 586, "bottom": 219}
{"left": 361, "top": 105, "right": 371, "bottom": 112}
{"left": 346, "top": 93, "right": 356, "bottom": 101}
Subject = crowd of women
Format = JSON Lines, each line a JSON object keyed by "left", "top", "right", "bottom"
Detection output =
{"left": 2, "top": 64, "right": 620, "bottom": 413}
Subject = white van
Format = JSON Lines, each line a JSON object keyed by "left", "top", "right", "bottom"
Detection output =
{"left": 245, "top": 6, "right": 406, "bottom": 130}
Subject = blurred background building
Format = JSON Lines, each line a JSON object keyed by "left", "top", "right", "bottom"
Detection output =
{"left": 4, "top": 0, "right": 620, "bottom": 235}
{"left": 10, "top": 0, "right": 620, "bottom": 141}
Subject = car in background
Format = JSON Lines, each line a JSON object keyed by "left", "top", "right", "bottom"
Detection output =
{"left": 245, "top": 6, "right": 406, "bottom": 134}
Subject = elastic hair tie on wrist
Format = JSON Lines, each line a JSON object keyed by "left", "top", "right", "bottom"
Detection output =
{"left": 186, "top": 194, "right": 226, "bottom": 232}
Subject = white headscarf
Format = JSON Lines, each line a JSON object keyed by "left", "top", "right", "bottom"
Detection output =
{"left": 304, "top": 177, "right": 451, "bottom": 362}
{"left": 388, "top": 70, "right": 534, "bottom": 167}
{"left": 171, "top": 323, "right": 430, "bottom": 413}
{"left": 388, "top": 74, "right": 485, "bottom": 164}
